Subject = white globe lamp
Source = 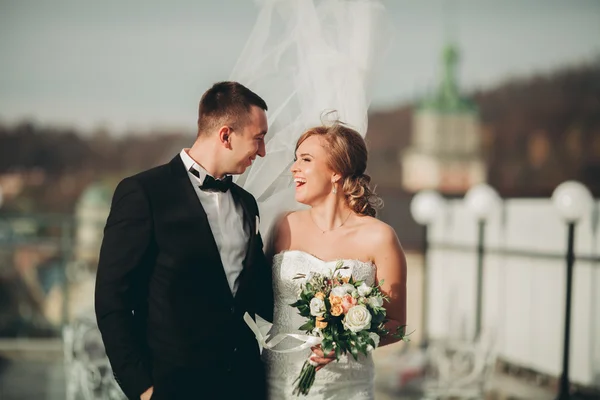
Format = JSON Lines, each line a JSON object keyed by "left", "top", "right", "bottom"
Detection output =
{"left": 410, "top": 190, "right": 445, "bottom": 225}
{"left": 551, "top": 181, "right": 594, "bottom": 223}
{"left": 464, "top": 183, "right": 501, "bottom": 221}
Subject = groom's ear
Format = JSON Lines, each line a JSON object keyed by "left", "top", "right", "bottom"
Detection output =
{"left": 218, "top": 125, "right": 232, "bottom": 148}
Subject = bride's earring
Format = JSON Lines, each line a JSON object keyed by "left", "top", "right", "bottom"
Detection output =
{"left": 332, "top": 184, "right": 337, "bottom": 195}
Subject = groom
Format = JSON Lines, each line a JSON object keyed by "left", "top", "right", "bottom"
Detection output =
{"left": 95, "top": 81, "right": 273, "bottom": 400}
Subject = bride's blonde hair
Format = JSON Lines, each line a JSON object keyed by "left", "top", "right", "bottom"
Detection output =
{"left": 295, "top": 119, "right": 383, "bottom": 217}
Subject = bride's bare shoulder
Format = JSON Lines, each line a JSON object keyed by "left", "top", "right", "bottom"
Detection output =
{"left": 277, "top": 209, "right": 311, "bottom": 229}
{"left": 269, "top": 209, "right": 309, "bottom": 253}
{"left": 357, "top": 215, "right": 399, "bottom": 244}
{"left": 352, "top": 216, "right": 405, "bottom": 270}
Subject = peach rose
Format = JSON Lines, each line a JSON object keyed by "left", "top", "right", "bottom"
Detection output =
{"left": 330, "top": 304, "right": 344, "bottom": 316}
{"left": 329, "top": 295, "right": 343, "bottom": 306}
{"left": 341, "top": 294, "right": 357, "bottom": 314}
{"left": 316, "top": 316, "right": 328, "bottom": 329}
{"left": 314, "top": 292, "right": 325, "bottom": 300}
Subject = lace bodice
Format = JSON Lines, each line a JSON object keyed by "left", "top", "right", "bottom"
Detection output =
{"left": 263, "top": 250, "right": 376, "bottom": 400}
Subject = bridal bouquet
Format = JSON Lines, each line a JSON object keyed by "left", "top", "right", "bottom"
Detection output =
{"left": 290, "top": 261, "right": 409, "bottom": 396}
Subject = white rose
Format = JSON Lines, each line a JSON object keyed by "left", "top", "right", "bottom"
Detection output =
{"left": 310, "top": 297, "right": 325, "bottom": 317}
{"left": 368, "top": 296, "right": 383, "bottom": 308}
{"left": 331, "top": 286, "right": 346, "bottom": 297}
{"left": 343, "top": 283, "right": 355, "bottom": 292}
{"left": 357, "top": 282, "right": 372, "bottom": 297}
{"left": 342, "top": 305, "right": 372, "bottom": 332}
{"left": 331, "top": 283, "right": 355, "bottom": 297}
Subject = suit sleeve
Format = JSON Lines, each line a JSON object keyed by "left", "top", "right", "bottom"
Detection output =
{"left": 95, "top": 177, "right": 153, "bottom": 399}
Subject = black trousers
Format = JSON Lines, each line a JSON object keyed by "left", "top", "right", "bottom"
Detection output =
{"left": 150, "top": 358, "right": 267, "bottom": 400}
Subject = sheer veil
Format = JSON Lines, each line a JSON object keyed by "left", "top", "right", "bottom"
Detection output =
{"left": 230, "top": 0, "right": 390, "bottom": 239}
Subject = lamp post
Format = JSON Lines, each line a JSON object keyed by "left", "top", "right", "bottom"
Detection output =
{"left": 410, "top": 190, "right": 445, "bottom": 347}
{"left": 0, "top": 184, "right": 7, "bottom": 242}
{"left": 551, "top": 181, "right": 594, "bottom": 400}
{"left": 464, "top": 183, "right": 501, "bottom": 340}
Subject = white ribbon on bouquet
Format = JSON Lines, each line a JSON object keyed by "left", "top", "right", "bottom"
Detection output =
{"left": 243, "top": 312, "right": 323, "bottom": 355}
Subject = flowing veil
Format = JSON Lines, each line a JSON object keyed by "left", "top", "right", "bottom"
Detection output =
{"left": 230, "top": 0, "right": 390, "bottom": 238}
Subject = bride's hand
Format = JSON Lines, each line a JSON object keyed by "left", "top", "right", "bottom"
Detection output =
{"left": 310, "top": 345, "right": 336, "bottom": 371}
{"left": 140, "top": 386, "right": 153, "bottom": 400}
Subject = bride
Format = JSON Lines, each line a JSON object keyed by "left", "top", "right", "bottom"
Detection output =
{"left": 263, "top": 122, "right": 407, "bottom": 399}
{"left": 231, "top": 0, "right": 404, "bottom": 398}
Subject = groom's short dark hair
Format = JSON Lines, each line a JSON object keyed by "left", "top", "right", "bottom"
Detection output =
{"left": 197, "top": 81, "right": 268, "bottom": 136}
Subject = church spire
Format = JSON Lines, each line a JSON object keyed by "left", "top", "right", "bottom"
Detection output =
{"left": 420, "top": 41, "right": 476, "bottom": 114}
{"left": 438, "top": 43, "right": 461, "bottom": 108}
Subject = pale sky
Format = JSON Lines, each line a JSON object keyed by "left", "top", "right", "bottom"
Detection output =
{"left": 1, "top": 0, "right": 599, "bottom": 134}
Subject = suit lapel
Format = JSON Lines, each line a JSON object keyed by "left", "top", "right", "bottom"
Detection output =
{"left": 168, "top": 155, "right": 233, "bottom": 301}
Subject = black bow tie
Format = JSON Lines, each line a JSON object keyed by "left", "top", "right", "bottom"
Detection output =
{"left": 200, "top": 174, "right": 233, "bottom": 193}
{"left": 188, "top": 166, "right": 232, "bottom": 192}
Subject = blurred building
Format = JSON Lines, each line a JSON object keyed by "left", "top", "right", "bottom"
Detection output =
{"left": 401, "top": 44, "right": 486, "bottom": 194}
{"left": 75, "top": 182, "right": 111, "bottom": 267}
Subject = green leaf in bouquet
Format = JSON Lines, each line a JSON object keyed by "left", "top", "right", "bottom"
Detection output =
{"left": 329, "top": 321, "right": 337, "bottom": 333}
{"left": 342, "top": 336, "right": 351, "bottom": 349}
{"left": 359, "top": 342, "right": 368, "bottom": 356}
{"left": 332, "top": 335, "right": 342, "bottom": 354}
{"left": 289, "top": 300, "right": 305, "bottom": 308}
{"left": 349, "top": 344, "right": 359, "bottom": 361}
{"left": 321, "top": 338, "right": 333, "bottom": 354}
{"left": 371, "top": 313, "right": 385, "bottom": 327}
{"left": 298, "top": 320, "right": 315, "bottom": 332}
{"left": 367, "top": 338, "right": 376, "bottom": 349}
{"left": 393, "top": 325, "right": 414, "bottom": 342}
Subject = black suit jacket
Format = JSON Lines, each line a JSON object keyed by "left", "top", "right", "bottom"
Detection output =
{"left": 94, "top": 155, "right": 273, "bottom": 399}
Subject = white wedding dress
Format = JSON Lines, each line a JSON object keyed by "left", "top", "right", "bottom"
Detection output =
{"left": 233, "top": 3, "right": 389, "bottom": 395}
{"left": 263, "top": 250, "right": 377, "bottom": 400}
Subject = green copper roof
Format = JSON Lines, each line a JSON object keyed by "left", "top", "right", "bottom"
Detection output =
{"left": 419, "top": 43, "right": 477, "bottom": 114}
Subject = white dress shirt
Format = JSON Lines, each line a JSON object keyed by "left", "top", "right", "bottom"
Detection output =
{"left": 179, "top": 149, "right": 248, "bottom": 296}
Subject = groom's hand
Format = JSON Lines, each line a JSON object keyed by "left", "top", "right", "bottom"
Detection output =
{"left": 140, "top": 386, "right": 153, "bottom": 400}
{"left": 310, "top": 346, "right": 336, "bottom": 372}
